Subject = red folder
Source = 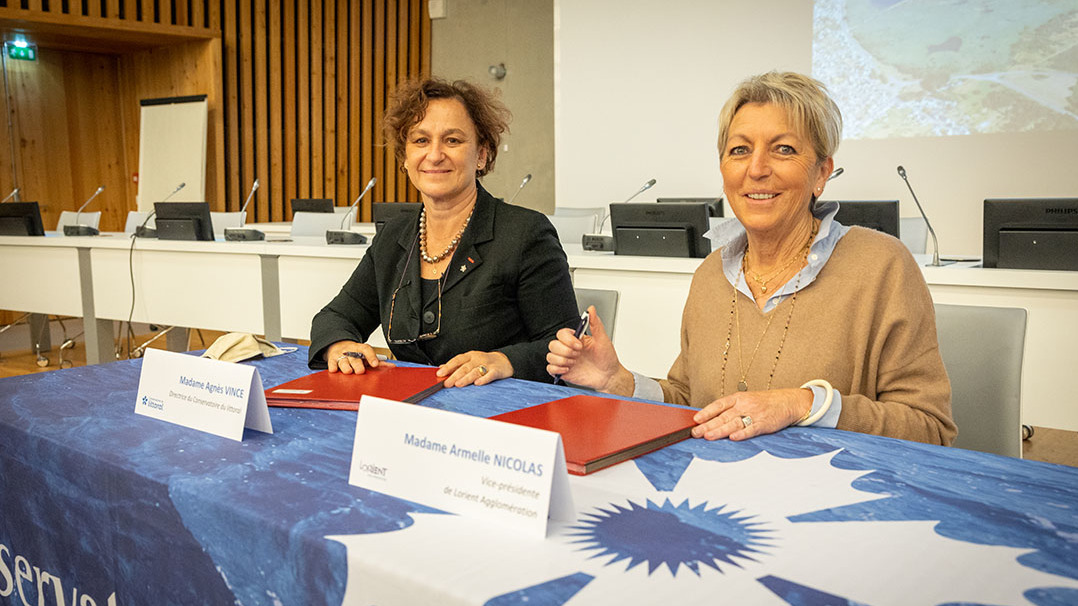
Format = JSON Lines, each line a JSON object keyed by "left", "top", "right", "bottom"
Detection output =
{"left": 491, "top": 394, "right": 698, "bottom": 475}
{"left": 264, "top": 367, "right": 444, "bottom": 410}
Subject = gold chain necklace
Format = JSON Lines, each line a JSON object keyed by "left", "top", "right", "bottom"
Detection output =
{"left": 747, "top": 252, "right": 802, "bottom": 293}
{"left": 419, "top": 204, "right": 474, "bottom": 264}
{"left": 745, "top": 222, "right": 818, "bottom": 293}
{"left": 720, "top": 221, "right": 817, "bottom": 393}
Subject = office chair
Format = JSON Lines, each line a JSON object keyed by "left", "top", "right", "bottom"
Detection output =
{"left": 900, "top": 217, "right": 928, "bottom": 254}
{"left": 934, "top": 304, "right": 1027, "bottom": 457}
{"left": 56, "top": 211, "right": 102, "bottom": 233}
{"left": 211, "top": 211, "right": 246, "bottom": 238}
{"left": 124, "top": 211, "right": 155, "bottom": 234}
{"left": 292, "top": 212, "right": 349, "bottom": 237}
{"left": 574, "top": 288, "right": 619, "bottom": 340}
{"left": 548, "top": 208, "right": 603, "bottom": 245}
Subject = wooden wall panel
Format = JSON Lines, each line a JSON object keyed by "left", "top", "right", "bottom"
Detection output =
{"left": 0, "top": 50, "right": 131, "bottom": 231}
{"left": 267, "top": 0, "right": 281, "bottom": 221}
{"left": 0, "top": 0, "right": 215, "bottom": 25}
{"left": 116, "top": 39, "right": 224, "bottom": 210}
{"left": 217, "top": 0, "right": 430, "bottom": 221}
{"left": 253, "top": 0, "right": 267, "bottom": 217}
{"left": 223, "top": 0, "right": 240, "bottom": 213}
{"left": 0, "top": 0, "right": 430, "bottom": 229}
{"left": 63, "top": 52, "right": 131, "bottom": 231}
{"left": 329, "top": 0, "right": 342, "bottom": 212}
{"left": 7, "top": 51, "right": 77, "bottom": 228}
{"left": 282, "top": 0, "right": 296, "bottom": 219}
{"left": 0, "top": 1, "right": 222, "bottom": 225}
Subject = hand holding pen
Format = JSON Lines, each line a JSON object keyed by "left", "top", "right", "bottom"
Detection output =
{"left": 547, "top": 306, "right": 635, "bottom": 396}
{"left": 327, "top": 341, "right": 395, "bottom": 374}
{"left": 553, "top": 311, "right": 590, "bottom": 385}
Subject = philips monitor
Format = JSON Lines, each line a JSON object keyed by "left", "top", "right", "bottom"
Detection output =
{"left": 372, "top": 202, "right": 421, "bottom": 232}
{"left": 831, "top": 200, "right": 900, "bottom": 239}
{"left": 290, "top": 198, "right": 335, "bottom": 214}
{"left": 610, "top": 202, "right": 712, "bottom": 258}
{"left": 154, "top": 202, "right": 215, "bottom": 241}
{"left": 656, "top": 197, "right": 724, "bottom": 217}
{"left": 983, "top": 198, "right": 1078, "bottom": 271}
{"left": 0, "top": 202, "right": 46, "bottom": 236}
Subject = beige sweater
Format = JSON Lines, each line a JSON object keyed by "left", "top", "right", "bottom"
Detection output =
{"left": 659, "top": 227, "right": 957, "bottom": 446}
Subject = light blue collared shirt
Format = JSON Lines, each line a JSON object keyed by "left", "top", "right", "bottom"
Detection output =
{"left": 632, "top": 201, "right": 845, "bottom": 428}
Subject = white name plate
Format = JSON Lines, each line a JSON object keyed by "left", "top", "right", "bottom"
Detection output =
{"left": 134, "top": 348, "right": 273, "bottom": 441}
{"left": 350, "top": 396, "right": 573, "bottom": 539}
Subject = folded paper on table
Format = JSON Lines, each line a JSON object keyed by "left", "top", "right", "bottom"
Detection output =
{"left": 265, "top": 367, "right": 443, "bottom": 410}
{"left": 491, "top": 394, "right": 698, "bottom": 475}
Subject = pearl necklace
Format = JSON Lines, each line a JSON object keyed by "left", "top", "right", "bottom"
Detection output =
{"left": 419, "top": 204, "right": 474, "bottom": 264}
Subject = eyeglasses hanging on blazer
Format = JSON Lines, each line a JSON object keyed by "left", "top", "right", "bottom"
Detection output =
{"left": 387, "top": 235, "right": 444, "bottom": 344}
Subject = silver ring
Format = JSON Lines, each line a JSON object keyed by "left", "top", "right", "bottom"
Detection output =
{"left": 740, "top": 415, "right": 753, "bottom": 428}
{"left": 335, "top": 355, "right": 348, "bottom": 363}
{"left": 478, "top": 365, "right": 488, "bottom": 376}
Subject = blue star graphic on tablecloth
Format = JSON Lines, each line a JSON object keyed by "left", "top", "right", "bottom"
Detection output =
{"left": 567, "top": 498, "right": 772, "bottom": 577}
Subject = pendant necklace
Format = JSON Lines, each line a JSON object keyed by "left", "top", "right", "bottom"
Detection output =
{"left": 720, "top": 220, "right": 817, "bottom": 393}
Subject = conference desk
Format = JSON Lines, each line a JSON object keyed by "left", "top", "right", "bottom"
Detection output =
{"left": 2, "top": 232, "right": 1078, "bottom": 430}
{"left": 1, "top": 349, "right": 1076, "bottom": 605}
{"left": 563, "top": 244, "right": 1078, "bottom": 432}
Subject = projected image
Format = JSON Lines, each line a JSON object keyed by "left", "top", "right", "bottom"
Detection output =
{"left": 813, "top": 0, "right": 1078, "bottom": 139}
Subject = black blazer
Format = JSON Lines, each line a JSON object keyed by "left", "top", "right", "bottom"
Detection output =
{"left": 308, "top": 183, "right": 579, "bottom": 382}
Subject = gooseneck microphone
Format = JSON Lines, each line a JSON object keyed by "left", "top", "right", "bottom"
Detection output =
{"left": 508, "top": 173, "right": 532, "bottom": 204}
{"left": 240, "top": 178, "right": 260, "bottom": 216}
{"left": 598, "top": 178, "right": 656, "bottom": 232}
{"left": 623, "top": 178, "right": 657, "bottom": 203}
{"left": 583, "top": 178, "right": 658, "bottom": 252}
{"left": 64, "top": 185, "right": 105, "bottom": 236}
{"left": 897, "top": 166, "right": 940, "bottom": 267}
{"left": 76, "top": 185, "right": 105, "bottom": 218}
{"left": 135, "top": 182, "right": 185, "bottom": 238}
{"left": 225, "top": 179, "right": 265, "bottom": 241}
{"left": 828, "top": 167, "right": 844, "bottom": 181}
{"left": 1, "top": 187, "right": 19, "bottom": 203}
{"left": 327, "top": 177, "right": 377, "bottom": 245}
{"left": 161, "top": 182, "right": 186, "bottom": 202}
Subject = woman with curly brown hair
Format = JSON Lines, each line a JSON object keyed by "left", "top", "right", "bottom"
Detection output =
{"left": 309, "top": 78, "right": 579, "bottom": 387}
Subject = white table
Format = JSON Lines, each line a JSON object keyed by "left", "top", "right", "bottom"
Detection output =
{"left": 0, "top": 234, "right": 110, "bottom": 362}
{"left": 4, "top": 233, "right": 1077, "bottom": 430}
{"left": 565, "top": 244, "right": 1078, "bottom": 431}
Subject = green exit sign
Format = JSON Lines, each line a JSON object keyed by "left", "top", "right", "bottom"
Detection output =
{"left": 6, "top": 44, "right": 37, "bottom": 62}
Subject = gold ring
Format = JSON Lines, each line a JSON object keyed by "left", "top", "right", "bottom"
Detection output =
{"left": 478, "top": 365, "right": 488, "bottom": 376}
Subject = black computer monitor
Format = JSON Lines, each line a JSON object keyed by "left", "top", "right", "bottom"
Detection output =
{"left": 656, "top": 197, "right": 724, "bottom": 217}
{"left": 290, "top": 198, "right": 335, "bottom": 214}
{"left": 0, "top": 202, "right": 46, "bottom": 236}
{"left": 983, "top": 198, "right": 1078, "bottom": 270}
{"left": 831, "top": 200, "right": 900, "bottom": 238}
{"left": 610, "top": 202, "right": 712, "bottom": 258}
{"left": 372, "top": 202, "right": 421, "bottom": 232}
{"left": 154, "top": 202, "right": 215, "bottom": 241}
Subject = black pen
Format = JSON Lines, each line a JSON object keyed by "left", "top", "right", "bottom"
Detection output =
{"left": 341, "top": 351, "right": 367, "bottom": 366}
{"left": 554, "top": 311, "right": 590, "bottom": 385}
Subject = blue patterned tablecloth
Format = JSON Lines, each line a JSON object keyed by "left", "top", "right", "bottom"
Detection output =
{"left": 1, "top": 348, "right": 1076, "bottom": 605}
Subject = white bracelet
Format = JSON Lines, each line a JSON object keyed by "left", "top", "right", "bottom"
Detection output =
{"left": 797, "top": 379, "right": 834, "bottom": 426}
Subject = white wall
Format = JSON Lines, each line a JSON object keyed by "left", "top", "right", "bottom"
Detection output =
{"left": 431, "top": 0, "right": 555, "bottom": 213}
{"left": 555, "top": 0, "right": 1078, "bottom": 254}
